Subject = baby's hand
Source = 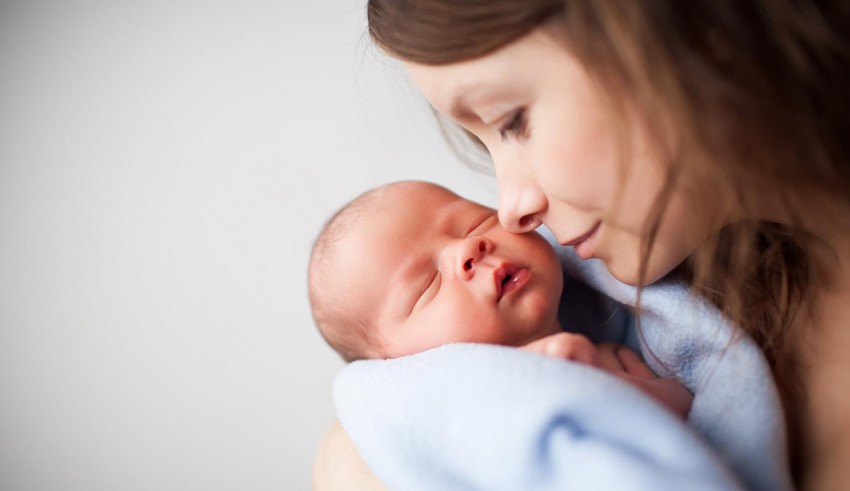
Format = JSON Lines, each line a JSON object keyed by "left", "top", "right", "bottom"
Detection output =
{"left": 596, "top": 343, "right": 693, "bottom": 420}
{"left": 519, "top": 332, "right": 602, "bottom": 365}
{"left": 519, "top": 334, "right": 693, "bottom": 419}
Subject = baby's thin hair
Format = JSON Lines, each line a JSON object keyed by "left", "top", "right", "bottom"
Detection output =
{"left": 308, "top": 184, "right": 398, "bottom": 362}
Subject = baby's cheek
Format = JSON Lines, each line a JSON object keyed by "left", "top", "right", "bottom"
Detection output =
{"left": 526, "top": 286, "right": 560, "bottom": 324}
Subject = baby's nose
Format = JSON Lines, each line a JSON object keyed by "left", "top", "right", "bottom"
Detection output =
{"left": 455, "top": 237, "right": 492, "bottom": 279}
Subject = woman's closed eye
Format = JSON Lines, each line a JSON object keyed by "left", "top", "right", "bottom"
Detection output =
{"left": 498, "top": 108, "right": 527, "bottom": 141}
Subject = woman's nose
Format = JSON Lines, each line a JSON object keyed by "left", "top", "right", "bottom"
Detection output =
{"left": 497, "top": 179, "right": 547, "bottom": 234}
{"left": 452, "top": 236, "right": 492, "bottom": 280}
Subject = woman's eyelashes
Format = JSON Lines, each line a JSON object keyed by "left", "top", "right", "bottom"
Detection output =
{"left": 498, "top": 108, "right": 527, "bottom": 141}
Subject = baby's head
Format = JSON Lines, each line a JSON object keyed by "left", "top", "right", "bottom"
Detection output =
{"left": 309, "top": 181, "right": 564, "bottom": 361}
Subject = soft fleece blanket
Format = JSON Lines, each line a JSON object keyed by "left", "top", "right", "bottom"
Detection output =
{"left": 334, "top": 235, "right": 793, "bottom": 491}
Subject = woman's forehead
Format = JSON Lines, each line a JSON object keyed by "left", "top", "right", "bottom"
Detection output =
{"left": 404, "top": 26, "right": 562, "bottom": 111}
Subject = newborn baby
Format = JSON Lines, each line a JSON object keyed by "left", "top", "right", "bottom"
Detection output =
{"left": 308, "top": 180, "right": 691, "bottom": 417}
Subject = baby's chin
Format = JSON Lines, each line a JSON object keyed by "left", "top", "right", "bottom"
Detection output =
{"left": 531, "top": 313, "right": 565, "bottom": 341}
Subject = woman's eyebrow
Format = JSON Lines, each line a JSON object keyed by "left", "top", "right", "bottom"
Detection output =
{"left": 450, "top": 97, "right": 480, "bottom": 124}
{"left": 449, "top": 83, "right": 488, "bottom": 124}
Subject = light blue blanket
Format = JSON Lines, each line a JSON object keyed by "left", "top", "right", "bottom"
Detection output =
{"left": 334, "top": 238, "right": 793, "bottom": 491}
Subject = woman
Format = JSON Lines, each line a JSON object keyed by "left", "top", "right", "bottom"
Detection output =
{"left": 318, "top": 1, "right": 850, "bottom": 489}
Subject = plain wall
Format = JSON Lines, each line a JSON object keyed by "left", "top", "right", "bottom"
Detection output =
{"left": 0, "top": 1, "right": 497, "bottom": 489}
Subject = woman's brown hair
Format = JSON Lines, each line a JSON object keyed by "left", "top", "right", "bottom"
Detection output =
{"left": 368, "top": 0, "right": 850, "bottom": 463}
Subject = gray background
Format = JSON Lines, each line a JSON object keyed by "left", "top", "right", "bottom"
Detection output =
{"left": 0, "top": 1, "right": 497, "bottom": 489}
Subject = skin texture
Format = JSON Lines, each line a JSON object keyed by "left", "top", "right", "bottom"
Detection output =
{"left": 405, "top": 25, "right": 731, "bottom": 286}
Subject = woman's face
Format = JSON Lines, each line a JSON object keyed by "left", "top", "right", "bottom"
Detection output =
{"left": 405, "top": 25, "right": 727, "bottom": 285}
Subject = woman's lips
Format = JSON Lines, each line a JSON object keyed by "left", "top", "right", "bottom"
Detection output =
{"left": 561, "top": 221, "right": 601, "bottom": 259}
{"left": 496, "top": 266, "right": 530, "bottom": 302}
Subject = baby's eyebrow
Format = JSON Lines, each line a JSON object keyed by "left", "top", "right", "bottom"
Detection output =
{"left": 465, "top": 211, "right": 493, "bottom": 236}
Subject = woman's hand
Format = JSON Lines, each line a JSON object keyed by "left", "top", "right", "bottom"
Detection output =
{"left": 313, "top": 421, "right": 387, "bottom": 491}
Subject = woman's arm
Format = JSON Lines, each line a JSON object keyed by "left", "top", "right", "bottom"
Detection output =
{"left": 313, "top": 421, "right": 386, "bottom": 491}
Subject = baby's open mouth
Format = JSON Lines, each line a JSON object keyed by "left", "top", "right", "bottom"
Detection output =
{"left": 495, "top": 264, "right": 531, "bottom": 302}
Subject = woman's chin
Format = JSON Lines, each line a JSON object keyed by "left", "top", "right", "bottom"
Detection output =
{"left": 604, "top": 258, "right": 676, "bottom": 287}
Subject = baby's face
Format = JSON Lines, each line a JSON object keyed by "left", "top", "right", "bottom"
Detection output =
{"left": 337, "top": 182, "right": 563, "bottom": 358}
